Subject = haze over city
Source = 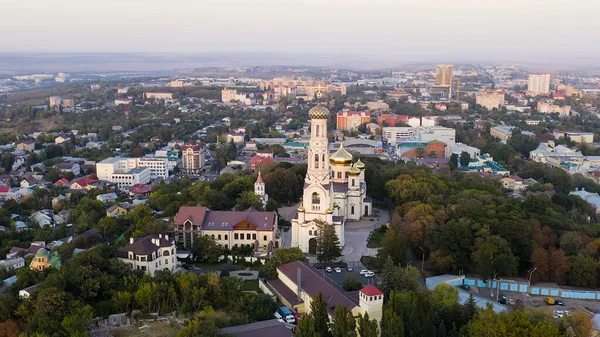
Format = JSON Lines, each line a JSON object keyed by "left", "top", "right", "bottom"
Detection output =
{"left": 2, "top": 0, "right": 600, "bottom": 67}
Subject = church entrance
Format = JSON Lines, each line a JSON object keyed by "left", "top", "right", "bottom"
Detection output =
{"left": 364, "top": 205, "right": 369, "bottom": 216}
{"left": 308, "top": 238, "right": 317, "bottom": 254}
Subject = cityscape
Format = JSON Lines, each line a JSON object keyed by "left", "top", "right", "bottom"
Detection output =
{"left": 2, "top": 1, "right": 600, "bottom": 337}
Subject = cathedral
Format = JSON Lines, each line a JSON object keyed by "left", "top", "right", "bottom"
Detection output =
{"left": 291, "top": 104, "right": 372, "bottom": 254}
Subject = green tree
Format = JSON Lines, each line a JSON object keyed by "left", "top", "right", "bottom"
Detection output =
{"left": 449, "top": 153, "right": 458, "bottom": 171}
{"left": 62, "top": 303, "right": 94, "bottom": 337}
{"left": 316, "top": 221, "right": 342, "bottom": 265}
{"left": 357, "top": 312, "right": 379, "bottom": 337}
{"left": 246, "top": 295, "right": 278, "bottom": 322}
{"left": 191, "top": 235, "right": 224, "bottom": 264}
{"left": 380, "top": 308, "right": 404, "bottom": 337}
{"left": 472, "top": 235, "right": 518, "bottom": 281}
{"left": 235, "top": 190, "right": 264, "bottom": 211}
{"left": 432, "top": 283, "right": 458, "bottom": 307}
{"left": 330, "top": 303, "right": 357, "bottom": 337}
{"left": 378, "top": 221, "right": 406, "bottom": 266}
{"left": 569, "top": 254, "right": 598, "bottom": 288}
{"left": 312, "top": 293, "right": 333, "bottom": 337}
{"left": 342, "top": 275, "right": 363, "bottom": 291}
{"left": 459, "top": 151, "right": 471, "bottom": 167}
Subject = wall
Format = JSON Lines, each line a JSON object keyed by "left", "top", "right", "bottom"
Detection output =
{"left": 461, "top": 277, "right": 600, "bottom": 300}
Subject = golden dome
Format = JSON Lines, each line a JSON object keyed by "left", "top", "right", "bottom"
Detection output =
{"left": 355, "top": 159, "right": 365, "bottom": 169}
{"left": 349, "top": 165, "right": 361, "bottom": 176}
{"left": 308, "top": 104, "right": 330, "bottom": 119}
{"left": 330, "top": 143, "right": 353, "bottom": 164}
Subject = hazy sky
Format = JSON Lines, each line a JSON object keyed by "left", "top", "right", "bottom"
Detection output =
{"left": 2, "top": 0, "right": 600, "bottom": 64}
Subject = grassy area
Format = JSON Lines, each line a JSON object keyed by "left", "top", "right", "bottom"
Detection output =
{"left": 110, "top": 321, "right": 182, "bottom": 337}
{"left": 367, "top": 225, "right": 388, "bottom": 248}
{"left": 361, "top": 256, "right": 383, "bottom": 272}
{"left": 242, "top": 279, "right": 261, "bottom": 292}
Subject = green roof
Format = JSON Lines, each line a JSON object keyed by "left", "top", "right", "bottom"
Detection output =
{"left": 36, "top": 248, "right": 49, "bottom": 257}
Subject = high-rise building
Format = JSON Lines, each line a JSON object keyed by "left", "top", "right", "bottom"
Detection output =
{"left": 181, "top": 141, "right": 205, "bottom": 175}
{"left": 336, "top": 110, "right": 370, "bottom": 130}
{"left": 476, "top": 90, "right": 506, "bottom": 110}
{"left": 528, "top": 74, "right": 551, "bottom": 95}
{"left": 435, "top": 65, "right": 454, "bottom": 86}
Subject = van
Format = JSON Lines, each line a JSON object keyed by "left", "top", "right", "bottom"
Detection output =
{"left": 545, "top": 297, "right": 555, "bottom": 305}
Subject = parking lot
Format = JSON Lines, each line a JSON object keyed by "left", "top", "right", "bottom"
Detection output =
{"left": 321, "top": 267, "right": 380, "bottom": 288}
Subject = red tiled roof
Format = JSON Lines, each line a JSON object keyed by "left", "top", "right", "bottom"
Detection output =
{"left": 56, "top": 178, "right": 69, "bottom": 185}
{"left": 174, "top": 205, "right": 207, "bottom": 225}
{"left": 360, "top": 285, "right": 383, "bottom": 296}
{"left": 130, "top": 184, "right": 152, "bottom": 194}
{"left": 174, "top": 206, "right": 276, "bottom": 231}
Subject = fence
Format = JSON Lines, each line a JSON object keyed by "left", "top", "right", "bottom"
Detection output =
{"left": 460, "top": 277, "right": 600, "bottom": 300}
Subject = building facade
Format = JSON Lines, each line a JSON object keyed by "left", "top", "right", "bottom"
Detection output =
{"left": 476, "top": 90, "right": 505, "bottom": 110}
{"left": 181, "top": 141, "right": 205, "bottom": 175}
{"left": 336, "top": 110, "right": 370, "bottom": 131}
{"left": 117, "top": 235, "right": 177, "bottom": 277}
{"left": 172, "top": 206, "right": 280, "bottom": 253}
{"left": 291, "top": 105, "right": 371, "bottom": 254}
{"left": 96, "top": 157, "right": 169, "bottom": 187}
{"left": 435, "top": 64, "right": 454, "bottom": 86}
{"left": 528, "top": 74, "right": 551, "bottom": 95}
{"left": 144, "top": 92, "right": 173, "bottom": 100}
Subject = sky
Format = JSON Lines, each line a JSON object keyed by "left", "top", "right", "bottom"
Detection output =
{"left": 2, "top": 0, "right": 600, "bottom": 65}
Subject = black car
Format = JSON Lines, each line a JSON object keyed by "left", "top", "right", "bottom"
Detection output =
{"left": 498, "top": 298, "right": 507, "bottom": 305}
{"left": 555, "top": 299, "right": 564, "bottom": 306}
{"left": 459, "top": 284, "right": 471, "bottom": 291}
{"left": 499, "top": 293, "right": 508, "bottom": 300}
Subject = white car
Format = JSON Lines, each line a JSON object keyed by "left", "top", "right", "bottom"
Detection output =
{"left": 325, "top": 267, "right": 332, "bottom": 273}
{"left": 334, "top": 267, "right": 342, "bottom": 273}
{"left": 364, "top": 271, "right": 375, "bottom": 277}
{"left": 359, "top": 269, "right": 369, "bottom": 275}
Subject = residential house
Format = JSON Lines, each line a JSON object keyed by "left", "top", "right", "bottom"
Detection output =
{"left": 29, "top": 248, "right": 61, "bottom": 271}
{"left": 16, "top": 140, "right": 36, "bottom": 152}
{"left": 172, "top": 206, "right": 280, "bottom": 253}
{"left": 7, "top": 247, "right": 26, "bottom": 259}
{"left": 116, "top": 235, "right": 177, "bottom": 277}
{"left": 19, "top": 284, "right": 40, "bottom": 299}
{"left": 106, "top": 204, "right": 128, "bottom": 217}
{"left": 55, "top": 178, "right": 70, "bottom": 186}
{"left": 96, "top": 192, "right": 118, "bottom": 203}
{"left": 0, "top": 257, "right": 25, "bottom": 270}
{"left": 570, "top": 188, "right": 600, "bottom": 214}
{"left": 70, "top": 178, "right": 97, "bottom": 190}
{"left": 30, "top": 210, "right": 54, "bottom": 228}
{"left": 55, "top": 162, "right": 81, "bottom": 176}
{"left": 249, "top": 155, "right": 275, "bottom": 171}
{"left": 130, "top": 184, "right": 152, "bottom": 195}
{"left": 15, "top": 221, "right": 27, "bottom": 232}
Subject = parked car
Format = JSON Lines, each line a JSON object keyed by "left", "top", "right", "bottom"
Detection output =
{"left": 364, "top": 271, "right": 375, "bottom": 277}
{"left": 325, "top": 267, "right": 332, "bottom": 273}
{"left": 458, "top": 284, "right": 471, "bottom": 291}
{"left": 347, "top": 266, "right": 354, "bottom": 272}
{"left": 499, "top": 293, "right": 507, "bottom": 300}
{"left": 506, "top": 299, "right": 515, "bottom": 305}
{"left": 498, "top": 298, "right": 507, "bottom": 305}
{"left": 555, "top": 299, "right": 564, "bottom": 306}
{"left": 545, "top": 297, "right": 555, "bottom": 305}
{"left": 334, "top": 267, "right": 342, "bottom": 273}
{"left": 360, "top": 269, "right": 368, "bottom": 275}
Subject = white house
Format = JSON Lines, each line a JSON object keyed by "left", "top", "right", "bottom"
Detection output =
{"left": 117, "top": 234, "right": 177, "bottom": 277}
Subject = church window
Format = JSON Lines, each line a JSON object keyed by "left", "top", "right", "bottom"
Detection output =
{"left": 352, "top": 179, "right": 355, "bottom": 186}
{"left": 316, "top": 125, "right": 319, "bottom": 137}
{"left": 315, "top": 154, "right": 319, "bottom": 169}
{"left": 217, "top": 234, "right": 221, "bottom": 240}
{"left": 345, "top": 172, "right": 349, "bottom": 178}
{"left": 263, "top": 235, "right": 267, "bottom": 241}
{"left": 351, "top": 206, "right": 355, "bottom": 214}
{"left": 322, "top": 154, "right": 325, "bottom": 168}
{"left": 309, "top": 230, "right": 312, "bottom": 235}
{"left": 337, "top": 171, "right": 341, "bottom": 179}
{"left": 225, "top": 235, "right": 228, "bottom": 240}
{"left": 211, "top": 234, "right": 215, "bottom": 239}
{"left": 312, "top": 192, "right": 320, "bottom": 205}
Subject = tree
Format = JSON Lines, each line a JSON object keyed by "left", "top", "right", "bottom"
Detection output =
{"left": 246, "top": 295, "right": 278, "bottom": 322}
{"left": 432, "top": 283, "right": 458, "bottom": 307}
{"left": 459, "top": 152, "right": 471, "bottom": 167}
{"left": 569, "top": 254, "right": 598, "bottom": 288}
{"left": 262, "top": 247, "right": 307, "bottom": 279}
{"left": 191, "top": 235, "right": 224, "bottom": 264}
{"left": 342, "top": 275, "right": 363, "bottom": 291}
{"left": 530, "top": 321, "right": 560, "bottom": 337}
{"left": 472, "top": 235, "right": 518, "bottom": 281}
{"left": 330, "top": 303, "right": 357, "bottom": 337}
{"left": 316, "top": 221, "right": 342, "bottom": 265}
{"left": 530, "top": 248, "right": 550, "bottom": 283}
{"left": 296, "top": 316, "right": 319, "bottom": 337}
{"left": 380, "top": 307, "right": 404, "bottom": 337}
{"left": 1, "top": 152, "right": 15, "bottom": 172}
{"left": 62, "top": 303, "right": 94, "bottom": 337}
{"left": 549, "top": 249, "right": 569, "bottom": 284}
{"left": 235, "top": 190, "right": 264, "bottom": 211}
{"left": 295, "top": 293, "right": 332, "bottom": 337}
{"left": 560, "top": 311, "right": 594, "bottom": 337}
{"left": 449, "top": 153, "right": 458, "bottom": 171}
{"left": 357, "top": 312, "right": 379, "bottom": 337}
{"left": 378, "top": 221, "right": 406, "bottom": 266}
{"left": 0, "top": 320, "right": 20, "bottom": 337}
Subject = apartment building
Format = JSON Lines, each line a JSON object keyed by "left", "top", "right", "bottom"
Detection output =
{"left": 96, "top": 157, "right": 169, "bottom": 187}
{"left": 336, "top": 110, "right": 370, "bottom": 130}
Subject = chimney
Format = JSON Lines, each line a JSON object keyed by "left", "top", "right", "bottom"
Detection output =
{"left": 165, "top": 234, "right": 169, "bottom": 242}
{"left": 159, "top": 234, "right": 162, "bottom": 239}
{"left": 297, "top": 267, "right": 302, "bottom": 301}
{"left": 129, "top": 237, "right": 134, "bottom": 244}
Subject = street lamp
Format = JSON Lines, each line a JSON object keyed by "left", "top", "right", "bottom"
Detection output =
{"left": 406, "top": 261, "right": 412, "bottom": 272}
{"left": 528, "top": 268, "right": 537, "bottom": 289}
{"left": 496, "top": 278, "right": 503, "bottom": 301}
{"left": 419, "top": 247, "right": 425, "bottom": 272}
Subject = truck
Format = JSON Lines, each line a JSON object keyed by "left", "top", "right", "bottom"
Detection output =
{"left": 278, "top": 306, "right": 296, "bottom": 324}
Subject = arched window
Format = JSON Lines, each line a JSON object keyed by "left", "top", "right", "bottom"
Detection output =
{"left": 312, "top": 192, "right": 320, "bottom": 205}
{"left": 263, "top": 235, "right": 267, "bottom": 241}
{"left": 316, "top": 125, "right": 319, "bottom": 137}
{"left": 352, "top": 179, "right": 355, "bottom": 186}
{"left": 224, "top": 235, "right": 228, "bottom": 240}
{"left": 322, "top": 154, "right": 325, "bottom": 168}
{"left": 337, "top": 171, "right": 342, "bottom": 179}
{"left": 315, "top": 154, "right": 319, "bottom": 169}
{"left": 211, "top": 234, "right": 215, "bottom": 239}
{"left": 309, "top": 230, "right": 312, "bottom": 236}
{"left": 351, "top": 206, "right": 355, "bottom": 214}
{"left": 218, "top": 234, "right": 221, "bottom": 240}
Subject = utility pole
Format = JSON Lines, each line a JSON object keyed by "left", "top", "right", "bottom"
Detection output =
{"left": 528, "top": 268, "right": 537, "bottom": 290}
{"left": 496, "top": 278, "right": 503, "bottom": 301}
{"left": 419, "top": 247, "right": 425, "bottom": 272}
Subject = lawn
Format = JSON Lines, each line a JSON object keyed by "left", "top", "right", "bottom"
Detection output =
{"left": 242, "top": 279, "right": 261, "bottom": 292}
{"left": 367, "top": 225, "right": 388, "bottom": 248}
{"left": 360, "top": 256, "right": 383, "bottom": 272}
{"left": 110, "top": 321, "right": 182, "bottom": 337}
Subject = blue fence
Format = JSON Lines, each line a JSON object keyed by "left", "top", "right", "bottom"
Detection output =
{"left": 460, "top": 277, "right": 600, "bottom": 300}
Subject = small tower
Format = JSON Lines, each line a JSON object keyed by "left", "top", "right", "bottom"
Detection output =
{"left": 359, "top": 285, "right": 384, "bottom": 327}
{"left": 254, "top": 171, "right": 268, "bottom": 207}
